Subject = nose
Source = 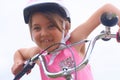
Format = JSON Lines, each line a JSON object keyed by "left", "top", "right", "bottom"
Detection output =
{"left": 40, "top": 29, "right": 48, "bottom": 36}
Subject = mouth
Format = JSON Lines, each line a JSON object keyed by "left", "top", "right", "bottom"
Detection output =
{"left": 41, "top": 39, "right": 53, "bottom": 43}
{"left": 40, "top": 39, "right": 60, "bottom": 51}
{"left": 40, "top": 39, "right": 54, "bottom": 47}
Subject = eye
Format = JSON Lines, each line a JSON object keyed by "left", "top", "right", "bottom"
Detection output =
{"left": 47, "top": 24, "right": 56, "bottom": 30}
{"left": 32, "top": 25, "right": 41, "bottom": 31}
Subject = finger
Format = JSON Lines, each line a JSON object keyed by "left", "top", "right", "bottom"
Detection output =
{"left": 26, "top": 70, "right": 31, "bottom": 75}
{"left": 11, "top": 61, "right": 24, "bottom": 75}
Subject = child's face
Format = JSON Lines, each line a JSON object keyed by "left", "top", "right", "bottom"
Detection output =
{"left": 31, "top": 13, "right": 63, "bottom": 51}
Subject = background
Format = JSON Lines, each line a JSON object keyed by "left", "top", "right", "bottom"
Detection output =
{"left": 0, "top": 0, "right": 120, "bottom": 80}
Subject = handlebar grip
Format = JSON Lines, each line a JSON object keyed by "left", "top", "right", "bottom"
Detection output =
{"left": 116, "top": 32, "right": 120, "bottom": 42}
{"left": 13, "top": 60, "right": 35, "bottom": 80}
{"left": 100, "top": 12, "right": 118, "bottom": 27}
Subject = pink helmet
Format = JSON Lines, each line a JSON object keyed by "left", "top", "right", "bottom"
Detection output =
{"left": 23, "top": 0, "right": 70, "bottom": 24}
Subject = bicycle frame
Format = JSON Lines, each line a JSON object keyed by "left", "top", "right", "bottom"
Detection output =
{"left": 13, "top": 12, "right": 119, "bottom": 80}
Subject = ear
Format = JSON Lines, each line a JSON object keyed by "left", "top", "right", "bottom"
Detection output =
{"left": 65, "top": 21, "right": 71, "bottom": 30}
{"left": 65, "top": 21, "right": 71, "bottom": 33}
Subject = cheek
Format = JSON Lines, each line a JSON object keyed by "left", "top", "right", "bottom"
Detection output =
{"left": 31, "top": 32, "right": 40, "bottom": 42}
{"left": 53, "top": 31, "right": 63, "bottom": 42}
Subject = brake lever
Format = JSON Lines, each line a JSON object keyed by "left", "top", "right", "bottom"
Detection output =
{"left": 13, "top": 59, "right": 36, "bottom": 80}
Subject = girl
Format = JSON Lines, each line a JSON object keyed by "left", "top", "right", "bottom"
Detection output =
{"left": 11, "top": 1, "right": 120, "bottom": 80}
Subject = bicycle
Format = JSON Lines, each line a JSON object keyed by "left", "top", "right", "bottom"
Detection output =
{"left": 13, "top": 12, "right": 119, "bottom": 80}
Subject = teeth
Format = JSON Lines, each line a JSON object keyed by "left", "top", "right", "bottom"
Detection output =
{"left": 44, "top": 40, "right": 49, "bottom": 42}
{"left": 41, "top": 40, "right": 50, "bottom": 43}
{"left": 40, "top": 38, "right": 52, "bottom": 43}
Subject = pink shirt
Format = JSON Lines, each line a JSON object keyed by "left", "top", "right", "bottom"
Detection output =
{"left": 39, "top": 41, "right": 93, "bottom": 80}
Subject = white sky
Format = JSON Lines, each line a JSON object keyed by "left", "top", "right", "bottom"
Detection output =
{"left": 0, "top": 0, "right": 120, "bottom": 80}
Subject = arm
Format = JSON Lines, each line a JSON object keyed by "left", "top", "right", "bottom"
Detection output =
{"left": 70, "top": 3, "right": 120, "bottom": 55}
{"left": 71, "top": 3, "right": 120, "bottom": 42}
{"left": 11, "top": 46, "right": 41, "bottom": 75}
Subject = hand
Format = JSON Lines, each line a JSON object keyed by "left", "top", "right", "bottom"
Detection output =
{"left": 11, "top": 60, "right": 24, "bottom": 76}
{"left": 116, "top": 29, "right": 120, "bottom": 42}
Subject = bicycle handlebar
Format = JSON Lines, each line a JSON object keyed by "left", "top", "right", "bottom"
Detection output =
{"left": 13, "top": 12, "right": 119, "bottom": 80}
{"left": 39, "top": 39, "right": 89, "bottom": 78}
{"left": 38, "top": 12, "right": 119, "bottom": 79}
{"left": 13, "top": 59, "right": 36, "bottom": 80}
{"left": 39, "top": 33, "right": 116, "bottom": 78}
{"left": 100, "top": 12, "right": 118, "bottom": 27}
